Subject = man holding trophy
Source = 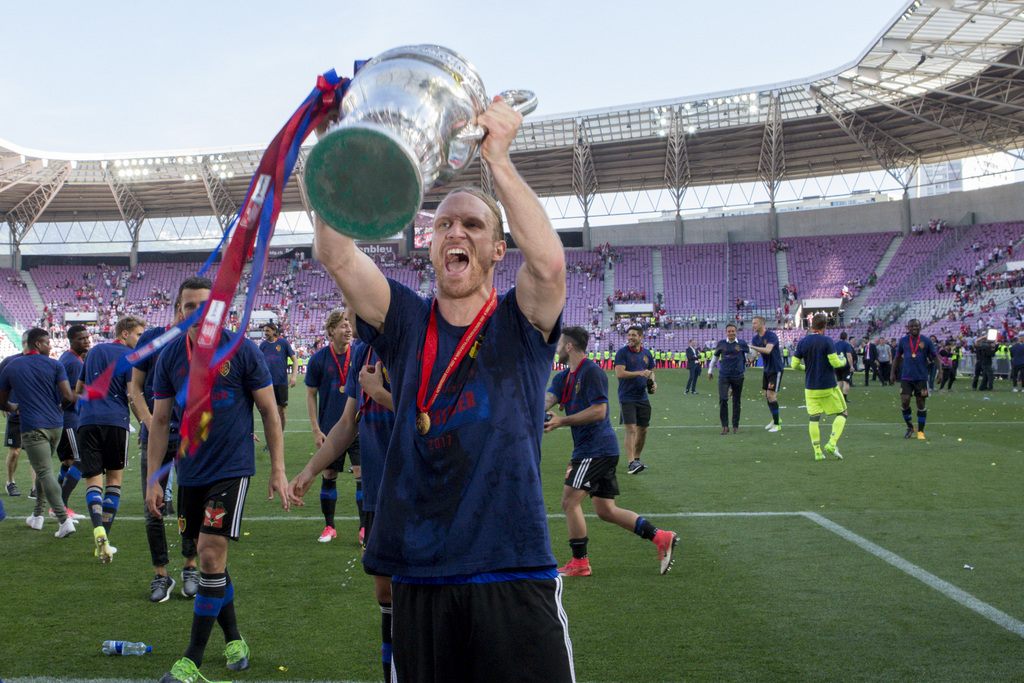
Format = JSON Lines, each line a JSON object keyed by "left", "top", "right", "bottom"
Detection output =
{"left": 310, "top": 47, "right": 574, "bottom": 682}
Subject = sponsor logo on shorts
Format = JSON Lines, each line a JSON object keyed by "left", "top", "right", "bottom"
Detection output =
{"left": 204, "top": 501, "right": 226, "bottom": 529}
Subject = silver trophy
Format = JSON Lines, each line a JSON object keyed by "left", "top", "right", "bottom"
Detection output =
{"left": 305, "top": 45, "right": 536, "bottom": 240}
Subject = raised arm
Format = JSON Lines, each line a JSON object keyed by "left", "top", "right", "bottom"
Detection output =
{"left": 479, "top": 99, "right": 565, "bottom": 339}
{"left": 129, "top": 368, "right": 152, "bottom": 432}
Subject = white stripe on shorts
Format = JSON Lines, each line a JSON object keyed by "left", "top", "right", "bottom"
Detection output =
{"left": 571, "top": 459, "right": 590, "bottom": 490}
{"left": 230, "top": 477, "right": 249, "bottom": 538}
{"left": 554, "top": 575, "right": 577, "bottom": 682}
{"left": 65, "top": 428, "right": 80, "bottom": 460}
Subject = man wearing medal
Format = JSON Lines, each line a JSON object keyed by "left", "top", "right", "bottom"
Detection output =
{"left": 304, "top": 309, "right": 362, "bottom": 543}
{"left": 891, "top": 319, "right": 938, "bottom": 440}
{"left": 314, "top": 98, "right": 574, "bottom": 681}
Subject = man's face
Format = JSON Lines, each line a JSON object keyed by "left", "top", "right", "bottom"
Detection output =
{"left": 430, "top": 192, "right": 505, "bottom": 300}
{"left": 345, "top": 308, "right": 360, "bottom": 342}
{"left": 179, "top": 288, "right": 212, "bottom": 339}
{"left": 122, "top": 325, "right": 145, "bottom": 349}
{"left": 908, "top": 321, "right": 921, "bottom": 337}
{"left": 263, "top": 325, "right": 277, "bottom": 341}
{"left": 752, "top": 319, "right": 765, "bottom": 335}
{"left": 556, "top": 336, "right": 571, "bottom": 365}
{"left": 627, "top": 330, "right": 642, "bottom": 349}
{"left": 330, "top": 316, "right": 353, "bottom": 348}
{"left": 726, "top": 326, "right": 737, "bottom": 342}
{"left": 69, "top": 331, "right": 91, "bottom": 356}
{"left": 34, "top": 335, "right": 52, "bottom": 357}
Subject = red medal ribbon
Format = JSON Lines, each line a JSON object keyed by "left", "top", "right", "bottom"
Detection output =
{"left": 560, "top": 357, "right": 585, "bottom": 406}
{"left": 329, "top": 343, "right": 351, "bottom": 390}
{"left": 909, "top": 335, "right": 919, "bottom": 357}
{"left": 416, "top": 288, "right": 497, "bottom": 419}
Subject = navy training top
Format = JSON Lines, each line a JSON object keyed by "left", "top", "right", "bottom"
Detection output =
{"left": 614, "top": 344, "right": 654, "bottom": 402}
{"left": 305, "top": 340, "right": 358, "bottom": 433}
{"left": 548, "top": 357, "right": 618, "bottom": 460}
{"left": 79, "top": 341, "right": 132, "bottom": 429}
{"left": 794, "top": 333, "right": 840, "bottom": 390}
{"left": 752, "top": 330, "right": 783, "bottom": 374}
{"left": 259, "top": 337, "right": 295, "bottom": 386}
{"left": 894, "top": 334, "right": 938, "bottom": 382}
{"left": 58, "top": 349, "right": 84, "bottom": 429}
{"left": 0, "top": 353, "right": 68, "bottom": 431}
{"left": 345, "top": 342, "right": 395, "bottom": 513}
{"left": 714, "top": 338, "right": 750, "bottom": 378}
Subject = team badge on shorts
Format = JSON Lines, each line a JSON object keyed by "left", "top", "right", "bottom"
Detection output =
{"left": 178, "top": 515, "right": 187, "bottom": 535}
{"left": 204, "top": 502, "right": 227, "bottom": 529}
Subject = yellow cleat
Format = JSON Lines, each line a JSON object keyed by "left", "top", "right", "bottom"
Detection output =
{"left": 93, "top": 527, "right": 113, "bottom": 564}
{"left": 917, "top": 431, "right": 926, "bottom": 440}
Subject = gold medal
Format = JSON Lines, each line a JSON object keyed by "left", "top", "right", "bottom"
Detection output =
{"left": 354, "top": 409, "right": 362, "bottom": 424}
{"left": 416, "top": 411, "right": 431, "bottom": 435}
{"left": 912, "top": 353, "right": 916, "bottom": 358}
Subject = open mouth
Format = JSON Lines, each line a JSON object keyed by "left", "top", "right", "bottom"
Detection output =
{"left": 444, "top": 247, "right": 470, "bottom": 275}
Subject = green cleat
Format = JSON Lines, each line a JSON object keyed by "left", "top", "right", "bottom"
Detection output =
{"left": 824, "top": 443, "right": 843, "bottom": 460}
{"left": 93, "top": 527, "right": 113, "bottom": 564}
{"left": 225, "top": 637, "right": 250, "bottom": 671}
{"left": 158, "top": 657, "right": 228, "bottom": 683}
{"left": 814, "top": 450, "right": 825, "bottom": 461}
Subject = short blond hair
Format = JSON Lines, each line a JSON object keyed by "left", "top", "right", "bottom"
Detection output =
{"left": 439, "top": 186, "right": 504, "bottom": 243}
{"left": 325, "top": 309, "right": 346, "bottom": 335}
{"left": 116, "top": 315, "right": 145, "bottom": 337}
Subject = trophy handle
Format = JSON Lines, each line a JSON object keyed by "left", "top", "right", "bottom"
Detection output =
{"left": 457, "top": 89, "right": 538, "bottom": 141}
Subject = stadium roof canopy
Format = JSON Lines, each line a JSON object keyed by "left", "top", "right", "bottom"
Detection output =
{"left": 4, "top": 0, "right": 1024, "bottom": 246}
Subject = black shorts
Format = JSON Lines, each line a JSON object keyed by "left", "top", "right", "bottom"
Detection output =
{"left": 565, "top": 456, "right": 619, "bottom": 499}
{"left": 835, "top": 367, "right": 853, "bottom": 384}
{"left": 361, "top": 510, "right": 390, "bottom": 577}
{"left": 901, "top": 380, "right": 929, "bottom": 397}
{"left": 272, "top": 384, "right": 289, "bottom": 407}
{"left": 391, "top": 578, "right": 574, "bottom": 683}
{"left": 5, "top": 418, "right": 20, "bottom": 449}
{"left": 78, "top": 424, "right": 129, "bottom": 478}
{"left": 56, "top": 427, "right": 80, "bottom": 463}
{"left": 178, "top": 476, "right": 250, "bottom": 541}
{"left": 762, "top": 370, "right": 783, "bottom": 392}
{"left": 619, "top": 400, "right": 651, "bottom": 427}
{"left": 328, "top": 434, "right": 361, "bottom": 470}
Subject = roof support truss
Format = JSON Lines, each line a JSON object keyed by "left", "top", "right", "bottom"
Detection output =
{"left": 758, "top": 92, "right": 786, "bottom": 206}
{"left": 5, "top": 163, "right": 71, "bottom": 248}
{"left": 0, "top": 157, "right": 47, "bottom": 196}
{"left": 809, "top": 87, "right": 920, "bottom": 188}
{"left": 105, "top": 168, "right": 147, "bottom": 247}
{"left": 200, "top": 161, "right": 238, "bottom": 233}
{"left": 572, "top": 120, "right": 599, "bottom": 227}
{"left": 663, "top": 108, "right": 691, "bottom": 216}
{"left": 849, "top": 80, "right": 1024, "bottom": 161}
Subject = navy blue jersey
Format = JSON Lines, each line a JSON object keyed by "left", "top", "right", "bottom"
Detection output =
{"left": 0, "top": 353, "right": 68, "bottom": 431}
{"left": 0, "top": 353, "right": 23, "bottom": 425}
{"left": 794, "top": 333, "right": 840, "bottom": 390}
{"left": 305, "top": 341, "right": 357, "bottom": 433}
{"left": 57, "top": 350, "right": 84, "bottom": 429}
{"left": 548, "top": 358, "right": 618, "bottom": 460}
{"left": 79, "top": 341, "right": 132, "bottom": 429}
{"left": 1010, "top": 342, "right": 1024, "bottom": 367}
{"left": 259, "top": 337, "right": 295, "bottom": 386}
{"left": 834, "top": 340, "right": 856, "bottom": 367}
{"left": 153, "top": 331, "right": 272, "bottom": 486}
{"left": 714, "top": 338, "right": 750, "bottom": 378}
{"left": 356, "top": 279, "right": 559, "bottom": 579}
{"left": 345, "top": 343, "right": 394, "bottom": 513}
{"left": 751, "top": 330, "right": 783, "bottom": 374}
{"left": 895, "top": 335, "right": 937, "bottom": 382}
{"left": 614, "top": 344, "right": 654, "bottom": 402}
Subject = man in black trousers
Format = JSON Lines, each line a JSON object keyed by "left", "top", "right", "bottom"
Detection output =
{"left": 685, "top": 339, "right": 701, "bottom": 394}
{"left": 861, "top": 336, "right": 877, "bottom": 386}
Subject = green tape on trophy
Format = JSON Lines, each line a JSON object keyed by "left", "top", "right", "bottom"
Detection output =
{"left": 305, "top": 126, "right": 423, "bottom": 241}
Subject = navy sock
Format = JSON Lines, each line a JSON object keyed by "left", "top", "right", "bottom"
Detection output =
{"left": 355, "top": 478, "right": 363, "bottom": 529}
{"left": 634, "top": 516, "right": 657, "bottom": 541}
{"left": 185, "top": 572, "right": 227, "bottom": 667}
{"left": 902, "top": 410, "right": 913, "bottom": 428}
{"left": 320, "top": 477, "right": 337, "bottom": 528}
{"left": 60, "top": 464, "right": 81, "bottom": 507}
{"left": 86, "top": 485, "right": 103, "bottom": 528}
{"left": 917, "top": 409, "right": 927, "bottom": 430}
{"left": 768, "top": 401, "right": 780, "bottom": 425}
{"left": 216, "top": 571, "right": 240, "bottom": 643}
{"left": 380, "top": 602, "right": 393, "bottom": 680}
{"left": 102, "top": 485, "right": 121, "bottom": 533}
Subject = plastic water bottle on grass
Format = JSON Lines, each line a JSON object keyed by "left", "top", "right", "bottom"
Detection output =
{"left": 102, "top": 640, "right": 151, "bottom": 655}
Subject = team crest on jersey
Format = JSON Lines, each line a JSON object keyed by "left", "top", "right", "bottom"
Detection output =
{"left": 275, "top": 344, "right": 281, "bottom": 351}
{"left": 204, "top": 502, "right": 226, "bottom": 529}
{"left": 219, "top": 360, "right": 231, "bottom": 377}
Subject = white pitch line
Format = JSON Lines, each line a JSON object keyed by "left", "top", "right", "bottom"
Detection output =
{"left": 112, "top": 511, "right": 806, "bottom": 523}
{"left": 802, "top": 511, "right": 1024, "bottom": 639}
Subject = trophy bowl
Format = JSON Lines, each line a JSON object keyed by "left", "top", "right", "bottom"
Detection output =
{"left": 305, "top": 44, "right": 535, "bottom": 240}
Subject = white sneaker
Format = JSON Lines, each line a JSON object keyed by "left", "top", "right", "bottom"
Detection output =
{"left": 26, "top": 514, "right": 45, "bottom": 530}
{"left": 767, "top": 424, "right": 781, "bottom": 433}
{"left": 55, "top": 518, "right": 77, "bottom": 538}
{"left": 764, "top": 420, "right": 775, "bottom": 430}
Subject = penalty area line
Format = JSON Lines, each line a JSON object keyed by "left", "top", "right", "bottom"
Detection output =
{"left": 803, "top": 511, "right": 1024, "bottom": 639}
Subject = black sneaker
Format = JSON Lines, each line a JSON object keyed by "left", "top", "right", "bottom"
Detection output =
{"left": 181, "top": 566, "right": 200, "bottom": 598}
{"left": 150, "top": 575, "right": 176, "bottom": 603}
{"left": 6, "top": 482, "right": 20, "bottom": 496}
{"left": 27, "top": 487, "right": 36, "bottom": 500}
{"left": 162, "top": 498, "right": 175, "bottom": 517}
{"left": 627, "top": 460, "right": 647, "bottom": 475}
{"left": 904, "top": 428, "right": 915, "bottom": 439}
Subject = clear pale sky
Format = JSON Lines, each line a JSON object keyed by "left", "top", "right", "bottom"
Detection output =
{"left": 2, "top": 0, "right": 906, "bottom": 154}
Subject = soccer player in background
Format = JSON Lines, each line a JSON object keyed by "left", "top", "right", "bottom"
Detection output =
{"left": 149, "top": 279, "right": 289, "bottom": 683}
{"left": 750, "top": 316, "right": 784, "bottom": 432}
{"left": 834, "top": 332, "right": 856, "bottom": 404}
{"left": 304, "top": 309, "right": 361, "bottom": 543}
{"left": 2, "top": 331, "right": 30, "bottom": 497}
{"left": 545, "top": 326, "right": 679, "bottom": 577}
{"left": 130, "top": 288, "right": 199, "bottom": 603}
{"left": 792, "top": 313, "right": 849, "bottom": 460}
{"left": 260, "top": 322, "right": 297, "bottom": 432}
{"left": 0, "top": 327, "right": 79, "bottom": 537}
{"left": 54, "top": 324, "right": 89, "bottom": 517}
{"left": 614, "top": 325, "right": 656, "bottom": 474}
{"left": 77, "top": 315, "right": 146, "bottom": 562}
{"left": 891, "top": 319, "right": 938, "bottom": 440}
{"left": 708, "top": 323, "right": 749, "bottom": 434}
{"left": 290, "top": 307, "right": 397, "bottom": 680}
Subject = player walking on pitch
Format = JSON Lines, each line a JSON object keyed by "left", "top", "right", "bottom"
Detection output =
{"left": 792, "top": 313, "right": 849, "bottom": 460}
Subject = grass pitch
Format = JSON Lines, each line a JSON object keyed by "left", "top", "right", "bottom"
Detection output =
{"left": 1, "top": 369, "right": 1022, "bottom": 682}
